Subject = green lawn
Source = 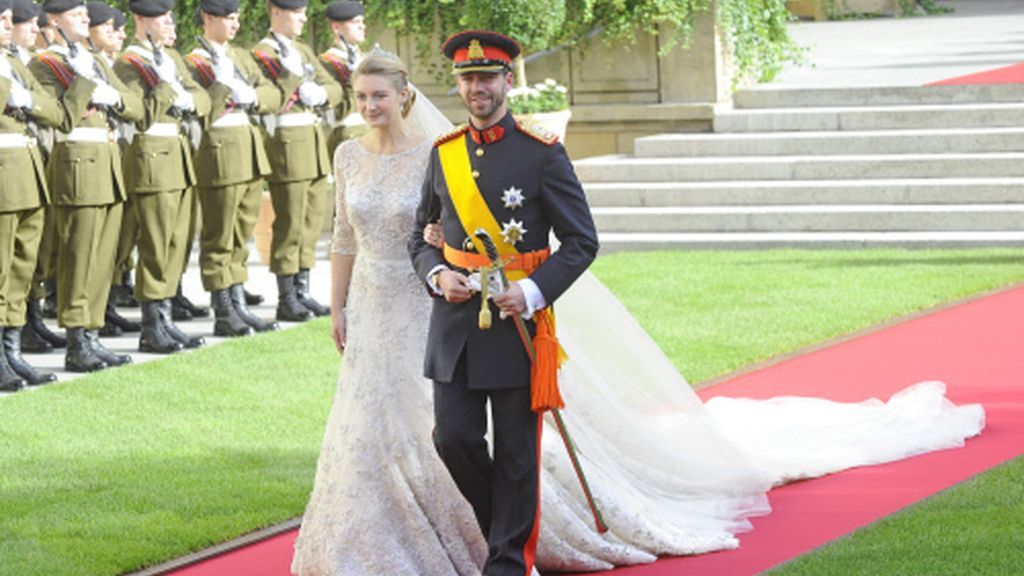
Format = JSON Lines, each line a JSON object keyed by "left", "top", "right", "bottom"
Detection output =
{"left": 1, "top": 248, "right": 1022, "bottom": 576}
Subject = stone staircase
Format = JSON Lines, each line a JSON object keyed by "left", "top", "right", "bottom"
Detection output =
{"left": 574, "top": 84, "right": 1024, "bottom": 251}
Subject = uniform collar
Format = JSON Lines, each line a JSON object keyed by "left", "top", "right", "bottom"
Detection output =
{"left": 467, "top": 112, "right": 514, "bottom": 145}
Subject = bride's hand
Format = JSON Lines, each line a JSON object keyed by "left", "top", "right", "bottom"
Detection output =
{"left": 331, "top": 309, "right": 346, "bottom": 353}
{"left": 437, "top": 270, "right": 473, "bottom": 304}
{"left": 423, "top": 221, "right": 444, "bottom": 249}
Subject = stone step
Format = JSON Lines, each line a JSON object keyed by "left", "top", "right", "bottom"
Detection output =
{"left": 713, "top": 103, "right": 1024, "bottom": 133}
{"left": 583, "top": 178, "right": 1024, "bottom": 207}
{"left": 597, "top": 231, "right": 1024, "bottom": 252}
{"left": 591, "top": 205, "right": 1024, "bottom": 233}
{"left": 574, "top": 152, "right": 1024, "bottom": 182}
{"left": 634, "top": 127, "right": 1024, "bottom": 157}
{"left": 733, "top": 84, "right": 1024, "bottom": 109}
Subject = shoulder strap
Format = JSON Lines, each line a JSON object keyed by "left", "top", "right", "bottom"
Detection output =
{"left": 187, "top": 53, "right": 216, "bottom": 88}
{"left": 122, "top": 53, "right": 160, "bottom": 90}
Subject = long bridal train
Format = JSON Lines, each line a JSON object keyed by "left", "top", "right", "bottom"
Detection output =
{"left": 534, "top": 272, "right": 984, "bottom": 571}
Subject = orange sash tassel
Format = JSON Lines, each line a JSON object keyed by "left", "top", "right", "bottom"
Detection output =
{"left": 530, "top": 309, "right": 565, "bottom": 412}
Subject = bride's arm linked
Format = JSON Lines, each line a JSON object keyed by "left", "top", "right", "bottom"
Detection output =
{"left": 330, "top": 144, "right": 357, "bottom": 353}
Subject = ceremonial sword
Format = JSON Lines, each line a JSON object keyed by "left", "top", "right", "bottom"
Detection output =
{"left": 472, "top": 229, "right": 608, "bottom": 534}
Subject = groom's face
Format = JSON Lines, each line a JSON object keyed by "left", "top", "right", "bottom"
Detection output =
{"left": 456, "top": 70, "right": 512, "bottom": 125}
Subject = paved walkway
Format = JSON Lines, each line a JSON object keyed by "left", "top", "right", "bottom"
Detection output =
{"left": 766, "top": 0, "right": 1024, "bottom": 88}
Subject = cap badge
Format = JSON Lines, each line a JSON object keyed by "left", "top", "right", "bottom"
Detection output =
{"left": 467, "top": 39, "right": 486, "bottom": 60}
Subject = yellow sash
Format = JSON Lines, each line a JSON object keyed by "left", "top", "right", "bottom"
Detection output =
{"left": 437, "top": 136, "right": 527, "bottom": 281}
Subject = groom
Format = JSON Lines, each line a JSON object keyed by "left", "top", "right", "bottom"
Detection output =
{"left": 409, "top": 30, "right": 598, "bottom": 576}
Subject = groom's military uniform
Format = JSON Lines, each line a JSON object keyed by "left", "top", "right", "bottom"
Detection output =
{"left": 409, "top": 31, "right": 598, "bottom": 576}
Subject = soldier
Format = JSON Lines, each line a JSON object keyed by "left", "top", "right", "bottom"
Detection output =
{"left": 185, "top": 0, "right": 281, "bottom": 336}
{"left": 113, "top": 0, "right": 210, "bottom": 353}
{"left": 29, "top": 0, "right": 142, "bottom": 371}
{"left": 319, "top": 0, "right": 364, "bottom": 158}
{"left": 80, "top": 0, "right": 141, "bottom": 338}
{"left": 252, "top": 0, "right": 342, "bottom": 322}
{"left": 8, "top": 0, "right": 65, "bottom": 355}
{"left": 0, "top": 0, "right": 64, "bottom": 389}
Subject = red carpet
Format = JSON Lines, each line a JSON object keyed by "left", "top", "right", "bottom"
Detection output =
{"left": 926, "top": 62, "right": 1024, "bottom": 85}
{"left": 168, "top": 286, "right": 1024, "bottom": 576}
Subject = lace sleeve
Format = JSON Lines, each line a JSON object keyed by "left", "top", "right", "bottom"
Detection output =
{"left": 331, "top": 141, "right": 357, "bottom": 255}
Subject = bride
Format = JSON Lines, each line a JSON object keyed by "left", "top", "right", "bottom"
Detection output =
{"left": 290, "top": 51, "right": 985, "bottom": 575}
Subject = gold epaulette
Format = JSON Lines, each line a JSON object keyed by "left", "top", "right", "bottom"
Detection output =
{"left": 515, "top": 119, "right": 559, "bottom": 146}
{"left": 434, "top": 124, "right": 469, "bottom": 147}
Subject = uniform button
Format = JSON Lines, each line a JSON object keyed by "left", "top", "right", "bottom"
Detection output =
{"left": 472, "top": 170, "right": 480, "bottom": 179}
{"left": 475, "top": 148, "right": 484, "bottom": 157}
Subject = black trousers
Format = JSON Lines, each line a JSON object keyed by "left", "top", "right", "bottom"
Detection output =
{"left": 433, "top": 353, "right": 541, "bottom": 576}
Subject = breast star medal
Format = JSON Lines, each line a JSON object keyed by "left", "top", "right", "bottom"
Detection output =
{"left": 501, "top": 218, "right": 527, "bottom": 246}
{"left": 501, "top": 186, "right": 524, "bottom": 210}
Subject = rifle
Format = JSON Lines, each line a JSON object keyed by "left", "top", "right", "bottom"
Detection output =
{"left": 472, "top": 229, "right": 608, "bottom": 534}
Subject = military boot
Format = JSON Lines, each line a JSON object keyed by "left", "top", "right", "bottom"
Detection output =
{"left": 211, "top": 289, "right": 255, "bottom": 337}
{"left": 87, "top": 330, "right": 132, "bottom": 367}
{"left": 65, "top": 327, "right": 108, "bottom": 372}
{"left": 230, "top": 284, "right": 279, "bottom": 332}
{"left": 171, "top": 285, "right": 210, "bottom": 321}
{"left": 41, "top": 278, "right": 58, "bottom": 318}
{"left": 101, "top": 290, "right": 141, "bottom": 337}
{"left": 276, "top": 275, "right": 314, "bottom": 322}
{"left": 26, "top": 299, "right": 66, "bottom": 349}
{"left": 21, "top": 302, "right": 54, "bottom": 353}
{"left": 244, "top": 287, "right": 264, "bottom": 306}
{"left": 159, "top": 299, "right": 206, "bottom": 349}
{"left": 3, "top": 326, "right": 57, "bottom": 386}
{"left": 295, "top": 269, "right": 330, "bottom": 317}
{"left": 139, "top": 301, "right": 184, "bottom": 354}
{"left": 112, "top": 270, "right": 139, "bottom": 308}
{"left": 0, "top": 328, "right": 28, "bottom": 391}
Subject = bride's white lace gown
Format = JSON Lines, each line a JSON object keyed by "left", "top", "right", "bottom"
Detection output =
{"left": 292, "top": 138, "right": 985, "bottom": 575}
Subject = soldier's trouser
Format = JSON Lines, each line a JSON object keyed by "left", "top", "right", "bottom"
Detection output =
{"left": 29, "top": 206, "right": 58, "bottom": 300}
{"left": 181, "top": 187, "right": 200, "bottom": 281}
{"left": 0, "top": 207, "right": 45, "bottom": 326}
{"left": 236, "top": 181, "right": 263, "bottom": 268}
{"left": 134, "top": 188, "right": 193, "bottom": 301}
{"left": 268, "top": 176, "right": 326, "bottom": 275}
{"left": 300, "top": 175, "right": 329, "bottom": 271}
{"left": 55, "top": 202, "right": 123, "bottom": 329}
{"left": 198, "top": 180, "right": 261, "bottom": 291}
{"left": 112, "top": 196, "right": 138, "bottom": 285}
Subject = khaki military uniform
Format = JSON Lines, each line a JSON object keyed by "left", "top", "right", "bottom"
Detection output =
{"left": 0, "top": 54, "right": 64, "bottom": 327}
{"left": 252, "top": 36, "right": 342, "bottom": 275}
{"left": 317, "top": 46, "right": 353, "bottom": 159}
{"left": 113, "top": 39, "right": 211, "bottom": 301}
{"left": 28, "top": 45, "right": 144, "bottom": 329}
{"left": 185, "top": 45, "right": 280, "bottom": 291}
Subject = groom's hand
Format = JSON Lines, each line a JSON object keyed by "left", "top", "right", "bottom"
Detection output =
{"left": 438, "top": 270, "right": 473, "bottom": 303}
{"left": 493, "top": 283, "right": 526, "bottom": 317}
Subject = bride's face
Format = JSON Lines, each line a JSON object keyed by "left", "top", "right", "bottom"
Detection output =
{"left": 354, "top": 74, "right": 407, "bottom": 128}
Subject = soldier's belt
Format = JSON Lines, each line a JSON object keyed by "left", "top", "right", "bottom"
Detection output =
{"left": 144, "top": 123, "right": 180, "bottom": 138}
{"left": 0, "top": 133, "right": 34, "bottom": 149}
{"left": 210, "top": 112, "right": 251, "bottom": 129}
{"left": 443, "top": 243, "right": 550, "bottom": 274}
{"left": 61, "top": 127, "right": 115, "bottom": 143}
{"left": 276, "top": 112, "right": 317, "bottom": 127}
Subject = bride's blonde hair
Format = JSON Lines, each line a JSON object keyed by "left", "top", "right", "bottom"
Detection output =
{"left": 354, "top": 53, "right": 418, "bottom": 118}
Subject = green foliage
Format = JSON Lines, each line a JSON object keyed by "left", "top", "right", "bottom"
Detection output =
{"left": 366, "top": 0, "right": 801, "bottom": 93}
